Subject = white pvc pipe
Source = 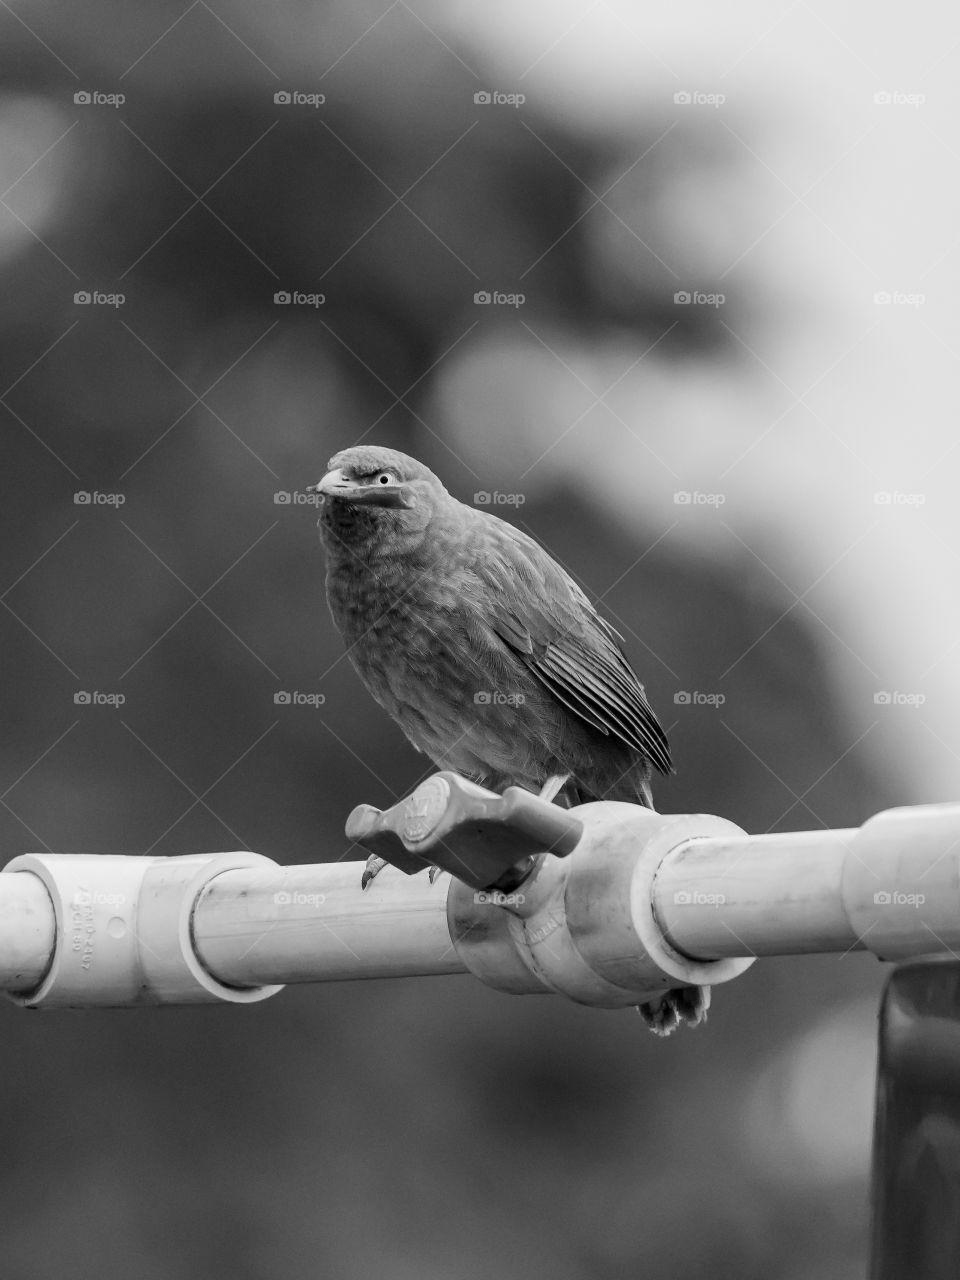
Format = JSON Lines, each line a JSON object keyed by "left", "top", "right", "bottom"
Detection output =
{"left": 653, "top": 829, "right": 863, "bottom": 958}
{"left": 0, "top": 872, "right": 56, "bottom": 992}
{"left": 193, "top": 862, "right": 465, "bottom": 986}
{"left": 1, "top": 803, "right": 959, "bottom": 1004}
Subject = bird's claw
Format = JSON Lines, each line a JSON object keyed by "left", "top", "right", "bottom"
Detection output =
{"left": 362, "top": 855, "right": 443, "bottom": 888}
{"left": 636, "top": 985, "right": 711, "bottom": 1036}
{"left": 361, "top": 854, "right": 388, "bottom": 890}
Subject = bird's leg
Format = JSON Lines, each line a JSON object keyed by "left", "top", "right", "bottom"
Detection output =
{"left": 360, "top": 855, "right": 388, "bottom": 890}
{"left": 538, "top": 774, "right": 571, "bottom": 805}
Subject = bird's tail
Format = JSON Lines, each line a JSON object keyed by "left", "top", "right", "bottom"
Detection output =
{"left": 636, "top": 984, "right": 710, "bottom": 1036}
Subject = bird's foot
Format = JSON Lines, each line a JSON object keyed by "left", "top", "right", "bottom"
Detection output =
{"left": 360, "top": 855, "right": 388, "bottom": 890}
{"left": 538, "top": 774, "right": 571, "bottom": 805}
{"left": 637, "top": 985, "right": 711, "bottom": 1036}
{"left": 362, "top": 856, "right": 443, "bottom": 888}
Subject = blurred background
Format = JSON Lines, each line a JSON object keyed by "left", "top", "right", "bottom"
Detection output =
{"left": 0, "top": 1, "right": 956, "bottom": 1276}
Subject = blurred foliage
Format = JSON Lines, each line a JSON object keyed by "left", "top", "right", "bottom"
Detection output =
{"left": 0, "top": 4, "right": 894, "bottom": 1278}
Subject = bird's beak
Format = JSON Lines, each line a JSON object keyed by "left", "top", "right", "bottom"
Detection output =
{"left": 306, "top": 468, "right": 411, "bottom": 509}
{"left": 307, "top": 468, "right": 350, "bottom": 498}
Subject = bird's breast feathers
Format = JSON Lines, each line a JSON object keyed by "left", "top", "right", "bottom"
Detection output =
{"left": 325, "top": 555, "right": 553, "bottom": 777}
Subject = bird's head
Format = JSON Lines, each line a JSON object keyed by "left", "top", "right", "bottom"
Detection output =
{"left": 308, "top": 445, "right": 447, "bottom": 554}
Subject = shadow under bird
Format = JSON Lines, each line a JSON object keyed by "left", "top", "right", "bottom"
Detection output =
{"left": 308, "top": 445, "right": 701, "bottom": 1034}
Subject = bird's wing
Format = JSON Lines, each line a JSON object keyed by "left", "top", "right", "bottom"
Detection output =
{"left": 469, "top": 516, "right": 673, "bottom": 775}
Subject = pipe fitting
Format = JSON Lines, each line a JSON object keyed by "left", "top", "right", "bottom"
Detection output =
{"left": 841, "top": 804, "right": 960, "bottom": 960}
{"left": 448, "top": 804, "right": 755, "bottom": 1006}
{"left": 5, "top": 852, "right": 285, "bottom": 1008}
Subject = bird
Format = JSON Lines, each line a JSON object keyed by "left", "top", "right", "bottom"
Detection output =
{"left": 308, "top": 444, "right": 704, "bottom": 1035}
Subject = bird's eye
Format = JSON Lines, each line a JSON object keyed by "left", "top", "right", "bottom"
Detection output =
{"left": 375, "top": 471, "right": 396, "bottom": 485}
